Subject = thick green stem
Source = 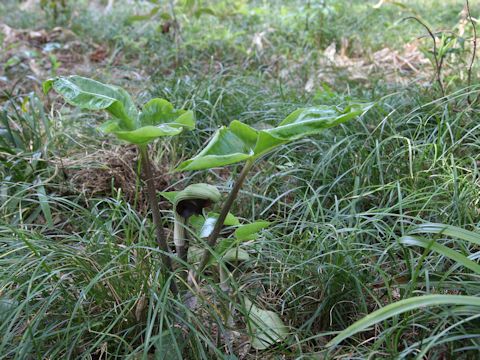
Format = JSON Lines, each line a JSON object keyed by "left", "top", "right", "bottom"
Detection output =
{"left": 196, "top": 159, "right": 254, "bottom": 273}
{"left": 139, "top": 145, "right": 178, "bottom": 296}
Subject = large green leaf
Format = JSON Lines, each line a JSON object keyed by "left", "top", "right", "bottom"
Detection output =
{"left": 44, "top": 76, "right": 195, "bottom": 145}
{"left": 100, "top": 98, "right": 195, "bottom": 144}
{"left": 254, "top": 104, "right": 368, "bottom": 156}
{"left": 175, "top": 121, "right": 256, "bottom": 171}
{"left": 44, "top": 75, "right": 138, "bottom": 130}
{"left": 326, "top": 295, "right": 480, "bottom": 347}
{"left": 244, "top": 297, "right": 288, "bottom": 350}
{"left": 113, "top": 124, "right": 184, "bottom": 143}
{"left": 140, "top": 98, "right": 194, "bottom": 129}
{"left": 176, "top": 103, "right": 371, "bottom": 171}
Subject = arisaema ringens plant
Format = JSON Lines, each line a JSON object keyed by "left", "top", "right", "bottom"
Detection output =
{"left": 44, "top": 75, "right": 195, "bottom": 295}
{"left": 161, "top": 183, "right": 285, "bottom": 350}
{"left": 44, "top": 74, "right": 373, "bottom": 351}
{"left": 173, "top": 101, "right": 373, "bottom": 349}
{"left": 175, "top": 103, "right": 373, "bottom": 273}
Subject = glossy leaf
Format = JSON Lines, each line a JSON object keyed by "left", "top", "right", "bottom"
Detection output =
{"left": 326, "top": 295, "right": 480, "bottom": 347}
{"left": 176, "top": 103, "right": 371, "bottom": 171}
{"left": 234, "top": 221, "right": 271, "bottom": 241}
{"left": 254, "top": 104, "right": 369, "bottom": 156}
{"left": 44, "top": 75, "right": 138, "bottom": 130}
{"left": 244, "top": 297, "right": 288, "bottom": 350}
{"left": 175, "top": 121, "right": 256, "bottom": 171}
{"left": 44, "top": 76, "right": 195, "bottom": 145}
{"left": 140, "top": 98, "right": 194, "bottom": 129}
{"left": 101, "top": 98, "right": 195, "bottom": 144}
{"left": 113, "top": 125, "right": 184, "bottom": 143}
{"left": 93, "top": 98, "right": 195, "bottom": 144}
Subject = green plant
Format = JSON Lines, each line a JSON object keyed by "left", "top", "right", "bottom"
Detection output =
{"left": 4, "top": 0, "right": 480, "bottom": 357}
{"left": 161, "top": 183, "right": 221, "bottom": 266}
{"left": 0, "top": 93, "right": 53, "bottom": 224}
{"left": 44, "top": 73, "right": 371, "bottom": 351}
{"left": 44, "top": 75, "right": 195, "bottom": 295}
{"left": 327, "top": 222, "right": 480, "bottom": 356}
{"left": 404, "top": 8, "right": 477, "bottom": 97}
{"left": 175, "top": 103, "right": 372, "bottom": 273}
{"left": 160, "top": 186, "right": 283, "bottom": 348}
{"left": 169, "top": 101, "right": 372, "bottom": 348}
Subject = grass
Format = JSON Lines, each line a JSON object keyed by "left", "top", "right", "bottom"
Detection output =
{"left": 245, "top": 88, "right": 480, "bottom": 357}
{"left": 2, "top": 0, "right": 480, "bottom": 358}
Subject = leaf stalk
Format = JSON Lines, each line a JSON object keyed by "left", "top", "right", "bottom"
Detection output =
{"left": 139, "top": 145, "right": 178, "bottom": 296}
{"left": 196, "top": 159, "right": 255, "bottom": 274}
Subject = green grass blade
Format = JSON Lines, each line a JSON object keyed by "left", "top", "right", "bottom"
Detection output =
{"left": 400, "top": 235, "right": 480, "bottom": 275}
{"left": 409, "top": 223, "right": 480, "bottom": 246}
{"left": 35, "top": 181, "right": 53, "bottom": 228}
{"left": 326, "top": 295, "right": 480, "bottom": 347}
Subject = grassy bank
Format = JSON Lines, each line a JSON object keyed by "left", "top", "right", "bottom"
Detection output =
{"left": 1, "top": 0, "right": 480, "bottom": 358}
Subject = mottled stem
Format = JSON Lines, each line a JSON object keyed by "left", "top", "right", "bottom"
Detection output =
{"left": 139, "top": 145, "right": 178, "bottom": 296}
